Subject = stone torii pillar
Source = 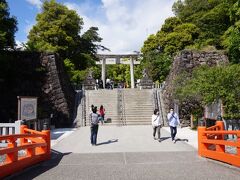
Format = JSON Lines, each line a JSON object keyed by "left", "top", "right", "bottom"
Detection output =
{"left": 101, "top": 58, "right": 106, "bottom": 89}
{"left": 130, "top": 57, "right": 135, "bottom": 89}
{"left": 96, "top": 54, "right": 140, "bottom": 89}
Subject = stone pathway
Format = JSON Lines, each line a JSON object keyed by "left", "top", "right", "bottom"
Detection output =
{"left": 6, "top": 125, "right": 240, "bottom": 180}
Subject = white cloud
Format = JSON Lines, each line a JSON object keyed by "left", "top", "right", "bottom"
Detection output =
{"left": 99, "top": 0, "right": 176, "bottom": 53}
{"left": 15, "top": 40, "right": 26, "bottom": 50}
{"left": 26, "top": 0, "right": 42, "bottom": 9}
{"left": 64, "top": 0, "right": 176, "bottom": 54}
{"left": 24, "top": 22, "right": 35, "bottom": 35}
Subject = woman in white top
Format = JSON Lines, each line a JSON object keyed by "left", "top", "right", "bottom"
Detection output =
{"left": 152, "top": 109, "right": 162, "bottom": 142}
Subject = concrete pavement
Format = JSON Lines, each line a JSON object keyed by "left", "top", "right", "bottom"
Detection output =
{"left": 50, "top": 126, "right": 198, "bottom": 152}
{"left": 52, "top": 125, "right": 195, "bottom": 153}
{"left": 9, "top": 125, "right": 240, "bottom": 180}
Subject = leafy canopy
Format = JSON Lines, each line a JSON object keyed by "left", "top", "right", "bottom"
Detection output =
{"left": 27, "top": 0, "right": 104, "bottom": 84}
{"left": 27, "top": 0, "right": 83, "bottom": 53}
{"left": 174, "top": 65, "right": 240, "bottom": 118}
{"left": 0, "top": 0, "right": 17, "bottom": 49}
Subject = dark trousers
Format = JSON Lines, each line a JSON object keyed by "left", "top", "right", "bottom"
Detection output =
{"left": 170, "top": 126, "right": 177, "bottom": 141}
{"left": 90, "top": 125, "right": 99, "bottom": 145}
{"left": 153, "top": 126, "right": 161, "bottom": 139}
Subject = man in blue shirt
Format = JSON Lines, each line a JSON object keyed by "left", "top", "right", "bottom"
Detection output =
{"left": 167, "top": 108, "right": 180, "bottom": 142}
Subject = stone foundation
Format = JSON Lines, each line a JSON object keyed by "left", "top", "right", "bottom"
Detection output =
{"left": 0, "top": 51, "right": 75, "bottom": 127}
{"left": 162, "top": 50, "right": 228, "bottom": 125}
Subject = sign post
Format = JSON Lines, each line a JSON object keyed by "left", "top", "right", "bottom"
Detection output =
{"left": 17, "top": 96, "right": 38, "bottom": 129}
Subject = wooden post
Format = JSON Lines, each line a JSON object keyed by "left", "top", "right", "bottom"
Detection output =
{"left": 20, "top": 125, "right": 27, "bottom": 145}
{"left": 5, "top": 138, "right": 17, "bottom": 163}
{"left": 42, "top": 130, "right": 51, "bottom": 159}
{"left": 215, "top": 121, "right": 225, "bottom": 152}
{"left": 190, "top": 114, "right": 194, "bottom": 129}
{"left": 198, "top": 126, "right": 206, "bottom": 156}
{"left": 237, "top": 132, "right": 240, "bottom": 156}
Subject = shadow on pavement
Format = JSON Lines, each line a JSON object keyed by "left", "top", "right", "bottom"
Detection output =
{"left": 7, "top": 149, "right": 71, "bottom": 180}
{"left": 97, "top": 139, "right": 118, "bottom": 146}
{"left": 51, "top": 132, "right": 64, "bottom": 140}
{"left": 159, "top": 136, "right": 171, "bottom": 142}
{"left": 174, "top": 138, "right": 189, "bottom": 144}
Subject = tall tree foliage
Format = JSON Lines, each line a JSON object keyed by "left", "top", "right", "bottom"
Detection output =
{"left": 172, "top": 0, "right": 233, "bottom": 48}
{"left": 141, "top": 0, "right": 240, "bottom": 119}
{"left": 27, "top": 0, "right": 104, "bottom": 84}
{"left": 0, "top": 0, "right": 17, "bottom": 49}
{"left": 141, "top": 17, "right": 199, "bottom": 82}
{"left": 141, "top": 0, "right": 240, "bottom": 86}
{"left": 27, "top": 0, "right": 83, "bottom": 53}
{"left": 222, "top": 0, "right": 240, "bottom": 63}
{"left": 174, "top": 65, "right": 240, "bottom": 118}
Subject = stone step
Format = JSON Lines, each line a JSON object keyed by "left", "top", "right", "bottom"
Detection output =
{"left": 84, "top": 88, "right": 154, "bottom": 126}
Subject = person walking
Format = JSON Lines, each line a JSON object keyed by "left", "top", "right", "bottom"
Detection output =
{"left": 99, "top": 105, "right": 105, "bottom": 124}
{"left": 152, "top": 109, "right": 162, "bottom": 142}
{"left": 89, "top": 106, "right": 99, "bottom": 146}
{"left": 167, "top": 108, "right": 180, "bottom": 142}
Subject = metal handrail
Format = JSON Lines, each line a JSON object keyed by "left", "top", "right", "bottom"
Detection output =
{"left": 117, "top": 89, "right": 126, "bottom": 126}
{"left": 121, "top": 89, "right": 126, "bottom": 125}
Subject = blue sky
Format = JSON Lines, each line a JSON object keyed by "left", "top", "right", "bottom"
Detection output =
{"left": 7, "top": 0, "right": 175, "bottom": 53}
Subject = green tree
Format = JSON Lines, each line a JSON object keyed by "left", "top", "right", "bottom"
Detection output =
{"left": 172, "top": 0, "right": 223, "bottom": 23}
{"left": 141, "top": 52, "right": 172, "bottom": 83}
{"left": 107, "top": 64, "right": 130, "bottom": 84}
{"left": 27, "top": 0, "right": 83, "bottom": 53}
{"left": 229, "top": 0, "right": 240, "bottom": 23}
{"left": 196, "top": 2, "right": 232, "bottom": 48}
{"left": 174, "top": 65, "right": 240, "bottom": 118}
{"left": 222, "top": 1, "right": 240, "bottom": 63}
{"left": 173, "top": 0, "right": 234, "bottom": 48}
{"left": 27, "top": 0, "right": 104, "bottom": 84}
{"left": 225, "top": 23, "right": 240, "bottom": 64}
{"left": 0, "top": 0, "right": 17, "bottom": 49}
{"left": 141, "top": 17, "right": 199, "bottom": 83}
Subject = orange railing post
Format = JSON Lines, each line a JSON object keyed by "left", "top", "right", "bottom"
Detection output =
{"left": 215, "top": 121, "right": 225, "bottom": 153}
{"left": 20, "top": 125, "right": 28, "bottom": 145}
{"left": 42, "top": 130, "right": 51, "bottom": 159}
{"left": 198, "top": 126, "right": 206, "bottom": 156}
{"left": 237, "top": 132, "right": 240, "bottom": 156}
{"left": 0, "top": 127, "right": 51, "bottom": 179}
{"left": 5, "top": 138, "right": 17, "bottom": 164}
{"left": 197, "top": 119, "right": 240, "bottom": 167}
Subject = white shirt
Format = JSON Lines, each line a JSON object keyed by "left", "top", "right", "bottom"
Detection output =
{"left": 167, "top": 112, "right": 180, "bottom": 127}
{"left": 152, "top": 114, "right": 161, "bottom": 127}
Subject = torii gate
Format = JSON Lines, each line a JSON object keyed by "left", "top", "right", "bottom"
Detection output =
{"left": 96, "top": 54, "right": 140, "bottom": 89}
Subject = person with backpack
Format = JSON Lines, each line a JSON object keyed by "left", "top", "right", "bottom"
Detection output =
{"left": 99, "top": 105, "right": 105, "bottom": 124}
{"left": 152, "top": 109, "right": 162, "bottom": 142}
{"left": 167, "top": 108, "right": 180, "bottom": 142}
{"left": 89, "top": 106, "right": 100, "bottom": 146}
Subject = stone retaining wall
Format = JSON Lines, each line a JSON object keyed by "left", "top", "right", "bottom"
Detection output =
{"left": 0, "top": 51, "right": 75, "bottom": 127}
{"left": 162, "top": 50, "right": 228, "bottom": 125}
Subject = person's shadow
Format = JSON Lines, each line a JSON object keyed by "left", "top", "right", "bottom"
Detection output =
{"left": 174, "top": 138, "right": 189, "bottom": 144}
{"left": 158, "top": 136, "right": 171, "bottom": 142}
{"left": 97, "top": 139, "right": 118, "bottom": 146}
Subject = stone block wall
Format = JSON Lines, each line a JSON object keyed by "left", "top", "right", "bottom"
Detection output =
{"left": 162, "top": 50, "right": 228, "bottom": 125}
{"left": 0, "top": 51, "right": 75, "bottom": 127}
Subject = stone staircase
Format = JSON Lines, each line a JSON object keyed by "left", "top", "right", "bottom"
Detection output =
{"left": 123, "top": 89, "right": 153, "bottom": 125}
{"left": 84, "top": 89, "right": 154, "bottom": 126}
{"left": 85, "top": 89, "right": 119, "bottom": 126}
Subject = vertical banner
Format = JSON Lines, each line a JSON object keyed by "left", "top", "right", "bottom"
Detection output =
{"left": 18, "top": 96, "right": 38, "bottom": 120}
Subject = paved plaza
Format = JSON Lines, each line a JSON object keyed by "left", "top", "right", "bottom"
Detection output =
{"left": 8, "top": 126, "right": 240, "bottom": 180}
